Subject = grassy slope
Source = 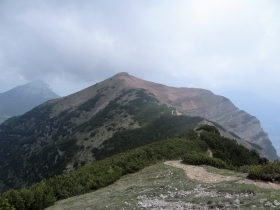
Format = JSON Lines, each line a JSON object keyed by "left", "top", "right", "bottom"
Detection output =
{"left": 46, "top": 163, "right": 280, "bottom": 210}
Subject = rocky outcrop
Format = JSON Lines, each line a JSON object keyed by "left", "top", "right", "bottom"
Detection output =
{"left": 180, "top": 96, "right": 278, "bottom": 161}
{"left": 136, "top": 185, "right": 280, "bottom": 209}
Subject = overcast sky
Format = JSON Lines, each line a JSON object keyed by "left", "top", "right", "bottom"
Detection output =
{"left": 0, "top": 0, "right": 280, "bottom": 104}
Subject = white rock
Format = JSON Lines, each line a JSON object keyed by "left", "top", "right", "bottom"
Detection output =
{"left": 264, "top": 201, "right": 272, "bottom": 207}
{"left": 235, "top": 199, "right": 240, "bottom": 205}
{"left": 274, "top": 200, "right": 280, "bottom": 206}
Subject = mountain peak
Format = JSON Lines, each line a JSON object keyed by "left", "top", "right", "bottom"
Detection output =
{"left": 29, "top": 79, "right": 47, "bottom": 85}
{"left": 116, "top": 72, "right": 130, "bottom": 77}
{"left": 0, "top": 80, "right": 60, "bottom": 116}
{"left": 26, "top": 79, "right": 50, "bottom": 89}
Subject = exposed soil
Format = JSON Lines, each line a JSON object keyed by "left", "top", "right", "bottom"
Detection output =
{"left": 165, "top": 160, "right": 280, "bottom": 190}
{"left": 165, "top": 160, "right": 239, "bottom": 183}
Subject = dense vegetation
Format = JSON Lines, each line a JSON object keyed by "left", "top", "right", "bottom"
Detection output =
{"left": 0, "top": 136, "right": 207, "bottom": 210}
{"left": 92, "top": 115, "right": 202, "bottom": 160}
{"left": 0, "top": 87, "right": 202, "bottom": 192}
{"left": 0, "top": 103, "right": 81, "bottom": 192}
{"left": 0, "top": 126, "right": 274, "bottom": 210}
{"left": 248, "top": 161, "right": 280, "bottom": 182}
{"left": 89, "top": 88, "right": 202, "bottom": 160}
{"left": 199, "top": 130, "right": 268, "bottom": 167}
{"left": 181, "top": 127, "right": 279, "bottom": 183}
{"left": 180, "top": 126, "right": 267, "bottom": 170}
{"left": 182, "top": 151, "right": 234, "bottom": 170}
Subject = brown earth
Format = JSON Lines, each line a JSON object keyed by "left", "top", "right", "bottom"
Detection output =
{"left": 164, "top": 160, "right": 280, "bottom": 190}
{"left": 165, "top": 160, "right": 240, "bottom": 183}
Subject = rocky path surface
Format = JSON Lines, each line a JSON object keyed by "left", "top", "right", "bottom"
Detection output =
{"left": 165, "top": 161, "right": 239, "bottom": 183}
{"left": 46, "top": 162, "right": 280, "bottom": 210}
{"left": 165, "top": 160, "right": 280, "bottom": 189}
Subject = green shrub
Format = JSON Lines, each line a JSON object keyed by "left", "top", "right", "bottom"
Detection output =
{"left": 199, "top": 131, "right": 265, "bottom": 167}
{"left": 196, "top": 125, "right": 220, "bottom": 134}
{"left": 0, "top": 136, "right": 207, "bottom": 209}
{"left": 247, "top": 161, "right": 280, "bottom": 182}
{"left": 181, "top": 151, "right": 234, "bottom": 170}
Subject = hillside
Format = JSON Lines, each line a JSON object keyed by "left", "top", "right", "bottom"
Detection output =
{"left": 0, "top": 73, "right": 276, "bottom": 193}
{"left": 0, "top": 80, "right": 60, "bottom": 123}
{"left": 112, "top": 73, "right": 278, "bottom": 161}
{"left": 0, "top": 85, "right": 203, "bottom": 192}
{"left": 45, "top": 163, "right": 280, "bottom": 210}
{"left": 0, "top": 127, "right": 273, "bottom": 210}
{"left": 24, "top": 72, "right": 277, "bottom": 160}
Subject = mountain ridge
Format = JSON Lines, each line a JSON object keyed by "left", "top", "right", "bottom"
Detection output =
{"left": 34, "top": 72, "right": 278, "bottom": 160}
{"left": 102, "top": 73, "right": 277, "bottom": 160}
{"left": 0, "top": 72, "right": 277, "bottom": 193}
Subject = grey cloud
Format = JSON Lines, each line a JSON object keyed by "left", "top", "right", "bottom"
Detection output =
{"left": 1, "top": 0, "right": 162, "bottom": 84}
{"left": 1, "top": 0, "right": 280, "bottom": 156}
{"left": 0, "top": 0, "right": 279, "bottom": 104}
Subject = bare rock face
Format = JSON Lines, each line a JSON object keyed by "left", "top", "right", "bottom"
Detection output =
{"left": 114, "top": 73, "right": 278, "bottom": 160}
{"left": 181, "top": 96, "right": 278, "bottom": 161}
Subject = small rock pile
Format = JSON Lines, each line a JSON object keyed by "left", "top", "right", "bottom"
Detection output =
{"left": 122, "top": 184, "right": 280, "bottom": 209}
{"left": 260, "top": 198, "right": 280, "bottom": 208}
{"left": 137, "top": 197, "right": 207, "bottom": 209}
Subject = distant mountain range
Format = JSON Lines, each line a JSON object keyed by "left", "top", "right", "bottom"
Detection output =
{"left": 0, "top": 72, "right": 278, "bottom": 192}
{"left": 0, "top": 79, "right": 60, "bottom": 123}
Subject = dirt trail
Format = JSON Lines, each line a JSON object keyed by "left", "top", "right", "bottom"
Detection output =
{"left": 165, "top": 160, "right": 239, "bottom": 183}
{"left": 164, "top": 160, "right": 280, "bottom": 189}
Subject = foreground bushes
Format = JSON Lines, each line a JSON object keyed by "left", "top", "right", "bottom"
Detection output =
{"left": 247, "top": 161, "right": 280, "bottom": 182}
{"left": 182, "top": 151, "right": 234, "bottom": 170}
{"left": 199, "top": 130, "right": 266, "bottom": 167}
{"left": 0, "top": 126, "right": 274, "bottom": 209}
{"left": 0, "top": 138, "right": 207, "bottom": 210}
